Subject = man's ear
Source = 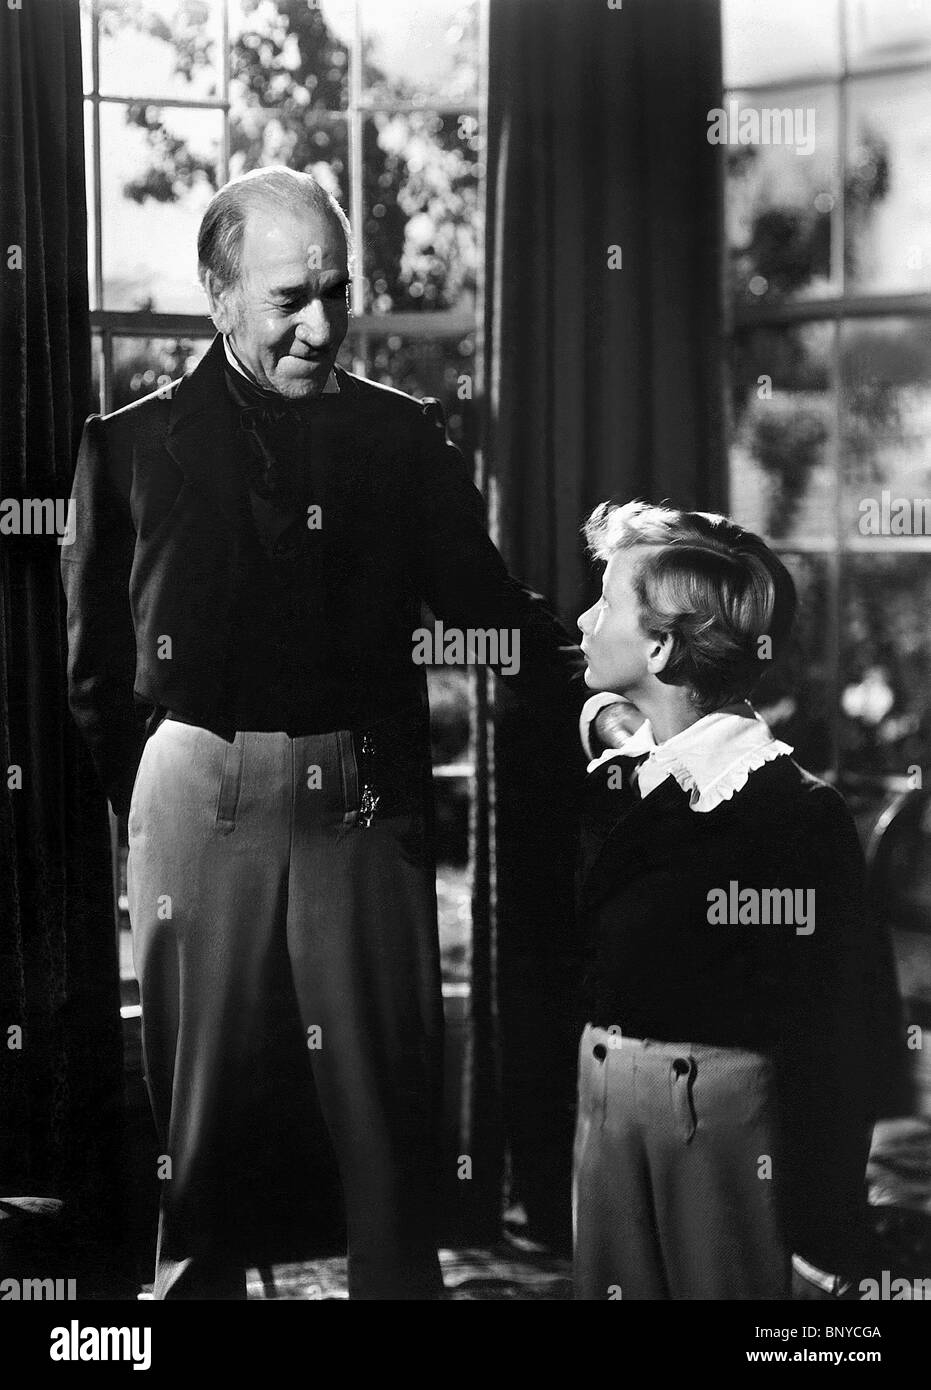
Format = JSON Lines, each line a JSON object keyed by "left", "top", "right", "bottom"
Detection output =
{"left": 203, "top": 270, "right": 237, "bottom": 335}
{"left": 646, "top": 630, "right": 674, "bottom": 676}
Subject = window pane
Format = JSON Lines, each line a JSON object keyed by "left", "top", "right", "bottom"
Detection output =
{"left": 110, "top": 337, "right": 211, "bottom": 412}
{"left": 429, "top": 665, "right": 474, "bottom": 982}
{"left": 428, "top": 668, "right": 473, "bottom": 766}
{"left": 80, "top": 0, "right": 94, "bottom": 95}
{"left": 100, "top": 103, "right": 221, "bottom": 312}
{"left": 91, "top": 332, "right": 105, "bottom": 413}
{"left": 361, "top": 334, "right": 477, "bottom": 447}
{"left": 846, "top": 0, "right": 931, "bottom": 72}
{"left": 429, "top": 663, "right": 473, "bottom": 990}
{"left": 846, "top": 72, "right": 931, "bottom": 295}
{"left": 841, "top": 554, "right": 931, "bottom": 778}
{"left": 362, "top": 111, "right": 480, "bottom": 313}
{"left": 725, "top": 87, "right": 839, "bottom": 305}
{"left": 230, "top": 0, "right": 350, "bottom": 113}
{"left": 840, "top": 317, "right": 931, "bottom": 540}
{"left": 437, "top": 862, "right": 471, "bottom": 986}
{"left": 729, "top": 322, "right": 835, "bottom": 542}
{"left": 360, "top": 0, "right": 481, "bottom": 107}
{"left": 755, "top": 552, "right": 834, "bottom": 774}
{"left": 98, "top": 0, "right": 223, "bottom": 101}
{"left": 230, "top": 112, "right": 350, "bottom": 214}
{"left": 84, "top": 101, "right": 98, "bottom": 309}
{"left": 723, "top": 0, "right": 841, "bottom": 88}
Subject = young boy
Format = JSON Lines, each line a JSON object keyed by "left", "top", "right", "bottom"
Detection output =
{"left": 571, "top": 500, "right": 887, "bottom": 1300}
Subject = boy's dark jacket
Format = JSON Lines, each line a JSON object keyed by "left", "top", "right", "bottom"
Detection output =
{"left": 578, "top": 749, "right": 904, "bottom": 1277}
{"left": 61, "top": 335, "right": 586, "bottom": 816}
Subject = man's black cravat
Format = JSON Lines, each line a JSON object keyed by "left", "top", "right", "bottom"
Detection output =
{"left": 218, "top": 353, "right": 341, "bottom": 727}
{"left": 222, "top": 354, "right": 333, "bottom": 561}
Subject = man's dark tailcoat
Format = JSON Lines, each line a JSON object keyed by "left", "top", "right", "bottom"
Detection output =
{"left": 61, "top": 335, "right": 586, "bottom": 815}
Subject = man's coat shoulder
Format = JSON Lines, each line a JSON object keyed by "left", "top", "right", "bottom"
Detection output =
{"left": 92, "top": 349, "right": 449, "bottom": 448}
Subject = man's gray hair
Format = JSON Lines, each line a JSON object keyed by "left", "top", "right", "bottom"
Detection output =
{"left": 197, "top": 166, "right": 353, "bottom": 297}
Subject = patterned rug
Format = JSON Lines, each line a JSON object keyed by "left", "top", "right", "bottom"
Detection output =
{"left": 865, "top": 1116, "right": 931, "bottom": 1280}
{"left": 240, "top": 1237, "right": 571, "bottom": 1301}
{"left": 134, "top": 1119, "right": 931, "bottom": 1300}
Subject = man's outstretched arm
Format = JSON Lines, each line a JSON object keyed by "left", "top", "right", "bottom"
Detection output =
{"left": 413, "top": 397, "right": 601, "bottom": 728}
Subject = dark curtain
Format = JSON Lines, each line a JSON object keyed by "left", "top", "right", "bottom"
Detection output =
{"left": 0, "top": 0, "right": 131, "bottom": 1293}
{"left": 482, "top": 0, "right": 724, "bottom": 1246}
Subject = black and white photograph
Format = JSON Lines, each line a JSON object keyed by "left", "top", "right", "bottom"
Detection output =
{"left": 1, "top": 0, "right": 930, "bottom": 1362}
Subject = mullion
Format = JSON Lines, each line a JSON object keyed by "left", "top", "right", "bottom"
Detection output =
{"left": 349, "top": 0, "right": 365, "bottom": 325}
{"left": 828, "top": 3, "right": 848, "bottom": 783}
{"left": 90, "top": 4, "right": 102, "bottom": 317}
{"left": 735, "top": 295, "right": 931, "bottom": 328}
{"left": 220, "top": 0, "right": 230, "bottom": 185}
{"left": 358, "top": 101, "right": 479, "bottom": 115}
{"left": 725, "top": 55, "right": 931, "bottom": 96}
{"left": 89, "top": 93, "right": 229, "bottom": 112}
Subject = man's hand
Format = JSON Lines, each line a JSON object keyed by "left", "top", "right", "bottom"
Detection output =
{"left": 591, "top": 700, "right": 645, "bottom": 753}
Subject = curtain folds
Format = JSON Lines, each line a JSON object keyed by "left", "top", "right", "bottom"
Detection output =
{"left": 0, "top": 0, "right": 130, "bottom": 1293}
{"left": 482, "top": 0, "right": 724, "bottom": 1244}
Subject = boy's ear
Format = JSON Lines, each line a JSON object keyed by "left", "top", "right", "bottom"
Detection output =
{"left": 646, "top": 630, "right": 674, "bottom": 676}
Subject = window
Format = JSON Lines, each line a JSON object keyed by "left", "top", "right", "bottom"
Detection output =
{"left": 723, "top": 0, "right": 931, "bottom": 819}
{"left": 82, "top": 0, "right": 483, "bottom": 432}
{"left": 81, "top": 0, "right": 486, "bottom": 1004}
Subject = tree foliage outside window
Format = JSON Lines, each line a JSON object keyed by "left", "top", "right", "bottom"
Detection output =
{"left": 92, "top": 0, "right": 480, "bottom": 317}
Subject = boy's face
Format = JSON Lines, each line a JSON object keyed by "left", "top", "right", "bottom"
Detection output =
{"left": 577, "top": 547, "right": 662, "bottom": 696}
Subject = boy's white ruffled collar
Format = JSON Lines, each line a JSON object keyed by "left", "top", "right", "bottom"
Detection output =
{"left": 585, "top": 701, "right": 793, "bottom": 813}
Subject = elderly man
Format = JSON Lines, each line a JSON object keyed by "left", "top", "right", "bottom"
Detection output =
{"left": 62, "top": 167, "right": 621, "bottom": 1300}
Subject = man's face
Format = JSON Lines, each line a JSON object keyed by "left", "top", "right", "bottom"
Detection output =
{"left": 577, "top": 547, "right": 662, "bottom": 696}
{"left": 220, "top": 201, "right": 350, "bottom": 399}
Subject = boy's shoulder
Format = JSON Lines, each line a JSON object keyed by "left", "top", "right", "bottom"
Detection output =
{"left": 738, "top": 754, "right": 850, "bottom": 817}
{"left": 579, "top": 748, "right": 858, "bottom": 854}
{"left": 721, "top": 755, "right": 861, "bottom": 864}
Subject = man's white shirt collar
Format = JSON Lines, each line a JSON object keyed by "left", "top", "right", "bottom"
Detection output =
{"left": 222, "top": 334, "right": 339, "bottom": 394}
{"left": 581, "top": 693, "right": 793, "bottom": 813}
